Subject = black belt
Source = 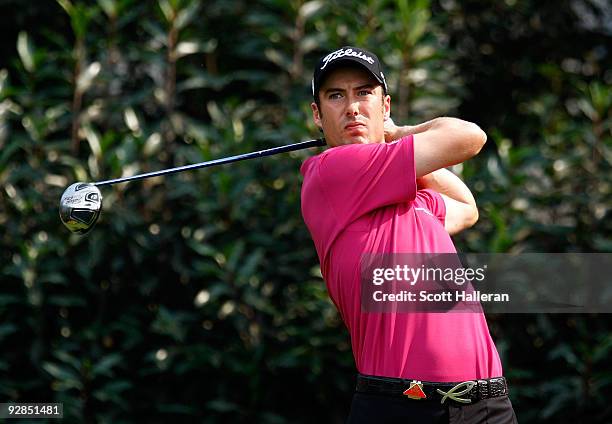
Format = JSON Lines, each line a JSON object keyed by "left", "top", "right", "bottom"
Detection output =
{"left": 356, "top": 374, "right": 509, "bottom": 405}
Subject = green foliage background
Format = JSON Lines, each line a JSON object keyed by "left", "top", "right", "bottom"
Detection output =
{"left": 0, "top": 0, "right": 610, "bottom": 422}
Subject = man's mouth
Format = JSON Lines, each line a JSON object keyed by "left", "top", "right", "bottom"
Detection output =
{"left": 344, "top": 122, "right": 366, "bottom": 131}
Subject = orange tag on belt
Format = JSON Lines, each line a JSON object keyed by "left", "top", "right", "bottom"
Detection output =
{"left": 403, "top": 380, "right": 427, "bottom": 399}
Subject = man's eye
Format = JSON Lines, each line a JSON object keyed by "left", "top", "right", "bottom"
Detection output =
{"left": 328, "top": 93, "right": 342, "bottom": 100}
{"left": 358, "top": 90, "right": 372, "bottom": 96}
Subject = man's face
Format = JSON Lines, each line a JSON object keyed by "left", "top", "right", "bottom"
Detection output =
{"left": 311, "top": 66, "right": 390, "bottom": 147}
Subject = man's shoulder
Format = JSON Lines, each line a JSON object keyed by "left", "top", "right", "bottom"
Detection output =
{"left": 300, "top": 146, "right": 341, "bottom": 175}
{"left": 300, "top": 154, "right": 319, "bottom": 177}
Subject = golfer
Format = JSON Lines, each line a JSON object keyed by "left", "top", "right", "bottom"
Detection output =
{"left": 300, "top": 46, "right": 518, "bottom": 423}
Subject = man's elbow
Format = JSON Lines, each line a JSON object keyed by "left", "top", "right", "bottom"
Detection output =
{"left": 446, "top": 204, "right": 479, "bottom": 235}
{"left": 465, "top": 123, "right": 487, "bottom": 157}
{"left": 466, "top": 205, "right": 479, "bottom": 228}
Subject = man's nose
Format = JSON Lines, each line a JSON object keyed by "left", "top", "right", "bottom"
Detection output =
{"left": 345, "top": 99, "right": 359, "bottom": 117}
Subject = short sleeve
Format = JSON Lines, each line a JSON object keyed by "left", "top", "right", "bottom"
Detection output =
{"left": 416, "top": 188, "right": 446, "bottom": 225}
{"left": 316, "top": 136, "right": 417, "bottom": 224}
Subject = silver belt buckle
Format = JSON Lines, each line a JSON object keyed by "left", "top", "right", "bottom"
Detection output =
{"left": 436, "top": 381, "right": 477, "bottom": 404}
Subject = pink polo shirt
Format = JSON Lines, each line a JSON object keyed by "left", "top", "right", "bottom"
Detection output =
{"left": 300, "top": 135, "right": 503, "bottom": 382}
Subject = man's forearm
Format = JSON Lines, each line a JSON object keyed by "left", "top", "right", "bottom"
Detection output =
{"left": 390, "top": 117, "right": 480, "bottom": 140}
{"left": 417, "top": 168, "right": 476, "bottom": 207}
{"left": 384, "top": 117, "right": 487, "bottom": 177}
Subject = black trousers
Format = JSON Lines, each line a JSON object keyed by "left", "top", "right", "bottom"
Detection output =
{"left": 346, "top": 392, "right": 518, "bottom": 424}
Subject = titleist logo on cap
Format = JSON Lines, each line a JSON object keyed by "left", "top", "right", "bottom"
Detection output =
{"left": 320, "top": 48, "right": 375, "bottom": 70}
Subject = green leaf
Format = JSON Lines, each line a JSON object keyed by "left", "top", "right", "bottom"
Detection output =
{"left": 0, "top": 294, "right": 21, "bottom": 307}
{"left": 158, "top": 0, "right": 174, "bottom": 23}
{"left": 92, "top": 353, "right": 123, "bottom": 377}
{"left": 299, "top": 1, "right": 324, "bottom": 20}
{"left": 70, "top": 3, "right": 97, "bottom": 39}
{"left": 175, "top": 0, "right": 200, "bottom": 30}
{"left": 83, "top": 123, "right": 103, "bottom": 159}
{"left": 0, "top": 323, "right": 18, "bottom": 340}
{"left": 175, "top": 41, "right": 200, "bottom": 59}
{"left": 97, "top": 0, "right": 117, "bottom": 18}
{"left": 17, "top": 32, "right": 35, "bottom": 72}
{"left": 76, "top": 62, "right": 101, "bottom": 93}
{"left": 92, "top": 380, "right": 132, "bottom": 409}
{"left": 206, "top": 399, "right": 239, "bottom": 413}
{"left": 0, "top": 140, "right": 23, "bottom": 171}
{"left": 54, "top": 350, "right": 82, "bottom": 371}
{"left": 56, "top": 0, "right": 74, "bottom": 15}
{"left": 0, "top": 68, "right": 8, "bottom": 93}
{"left": 42, "top": 362, "right": 82, "bottom": 390}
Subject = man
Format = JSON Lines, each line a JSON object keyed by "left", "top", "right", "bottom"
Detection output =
{"left": 300, "top": 46, "right": 518, "bottom": 423}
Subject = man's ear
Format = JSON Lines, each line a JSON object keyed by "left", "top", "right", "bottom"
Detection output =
{"left": 383, "top": 94, "right": 391, "bottom": 120}
{"left": 311, "top": 102, "right": 322, "bottom": 129}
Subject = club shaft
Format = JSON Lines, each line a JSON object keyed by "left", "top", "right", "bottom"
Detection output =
{"left": 93, "top": 139, "right": 325, "bottom": 187}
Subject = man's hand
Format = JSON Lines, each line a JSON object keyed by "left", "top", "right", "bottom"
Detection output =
{"left": 384, "top": 117, "right": 401, "bottom": 142}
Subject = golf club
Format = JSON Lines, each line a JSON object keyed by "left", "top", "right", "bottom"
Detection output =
{"left": 59, "top": 138, "right": 326, "bottom": 234}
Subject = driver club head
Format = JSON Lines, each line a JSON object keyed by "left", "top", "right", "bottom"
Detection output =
{"left": 59, "top": 182, "right": 103, "bottom": 235}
